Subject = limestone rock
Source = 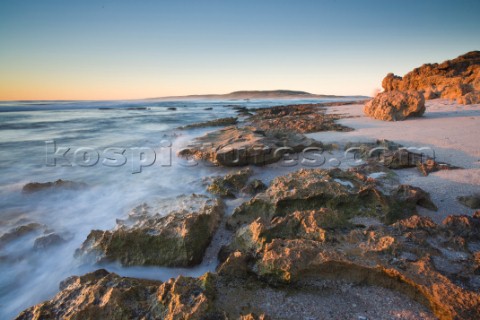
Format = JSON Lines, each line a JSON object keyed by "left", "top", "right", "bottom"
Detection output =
{"left": 381, "top": 51, "right": 480, "bottom": 104}
{"left": 457, "top": 194, "right": 480, "bottom": 209}
{"left": 206, "top": 168, "right": 253, "bottom": 198}
{"left": 248, "top": 104, "right": 352, "bottom": 133}
{"left": 177, "top": 126, "right": 323, "bottom": 166}
{"left": 457, "top": 91, "right": 480, "bottom": 105}
{"left": 22, "top": 180, "right": 87, "bottom": 194}
{"left": 15, "top": 270, "right": 219, "bottom": 320}
{"left": 0, "top": 223, "right": 45, "bottom": 248}
{"left": 364, "top": 90, "right": 425, "bottom": 121}
{"left": 240, "top": 179, "right": 267, "bottom": 196}
{"left": 75, "top": 195, "right": 224, "bottom": 267}
{"left": 227, "top": 168, "right": 436, "bottom": 229}
{"left": 33, "top": 233, "right": 68, "bottom": 250}
{"left": 222, "top": 212, "right": 480, "bottom": 320}
{"left": 179, "top": 117, "right": 238, "bottom": 130}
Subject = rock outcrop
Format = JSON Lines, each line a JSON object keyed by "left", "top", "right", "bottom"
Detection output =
{"left": 222, "top": 175, "right": 480, "bottom": 320}
{"left": 22, "top": 180, "right": 87, "bottom": 194}
{"left": 248, "top": 104, "right": 352, "bottom": 133}
{"left": 364, "top": 90, "right": 425, "bottom": 121}
{"left": 205, "top": 168, "right": 267, "bottom": 198}
{"left": 177, "top": 102, "right": 362, "bottom": 167}
{"left": 345, "top": 139, "right": 459, "bottom": 175}
{"left": 16, "top": 167, "right": 480, "bottom": 320}
{"left": 19, "top": 187, "right": 479, "bottom": 319}
{"left": 223, "top": 214, "right": 480, "bottom": 319}
{"left": 75, "top": 195, "right": 224, "bottom": 267}
{"left": 382, "top": 51, "right": 480, "bottom": 104}
{"left": 177, "top": 126, "right": 324, "bottom": 166}
{"left": 227, "top": 168, "right": 436, "bottom": 230}
{"left": 0, "top": 223, "right": 45, "bottom": 249}
{"left": 15, "top": 269, "right": 220, "bottom": 320}
{"left": 458, "top": 194, "right": 480, "bottom": 209}
{"left": 179, "top": 117, "right": 238, "bottom": 130}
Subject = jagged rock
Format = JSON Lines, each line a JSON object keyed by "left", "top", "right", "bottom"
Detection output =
{"left": 474, "top": 210, "right": 480, "bottom": 219}
{"left": 248, "top": 104, "right": 352, "bottom": 133}
{"left": 178, "top": 126, "right": 324, "bottom": 166}
{"left": 179, "top": 117, "right": 238, "bottom": 130}
{"left": 227, "top": 168, "right": 436, "bottom": 229}
{"left": 345, "top": 140, "right": 458, "bottom": 173}
{"left": 390, "top": 185, "right": 438, "bottom": 211}
{"left": 15, "top": 269, "right": 163, "bottom": 320}
{"left": 216, "top": 251, "right": 251, "bottom": 279}
{"left": 0, "top": 223, "right": 45, "bottom": 248}
{"left": 381, "top": 51, "right": 480, "bottom": 104}
{"left": 18, "top": 210, "right": 478, "bottom": 320}
{"left": 240, "top": 179, "right": 267, "bottom": 196}
{"left": 442, "top": 215, "right": 480, "bottom": 239}
{"left": 417, "top": 159, "right": 460, "bottom": 176}
{"left": 15, "top": 269, "right": 220, "bottom": 320}
{"left": 221, "top": 212, "right": 480, "bottom": 319}
{"left": 457, "top": 91, "right": 480, "bottom": 105}
{"left": 75, "top": 195, "right": 224, "bottom": 267}
{"left": 157, "top": 274, "right": 219, "bottom": 319}
{"left": 206, "top": 168, "right": 253, "bottom": 198}
{"left": 392, "top": 215, "right": 437, "bottom": 231}
{"left": 22, "top": 180, "right": 87, "bottom": 194}
{"left": 239, "top": 313, "right": 270, "bottom": 320}
{"left": 457, "top": 194, "right": 480, "bottom": 209}
{"left": 364, "top": 90, "right": 425, "bottom": 121}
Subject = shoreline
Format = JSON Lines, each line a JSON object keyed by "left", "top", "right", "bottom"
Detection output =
{"left": 307, "top": 99, "right": 480, "bottom": 221}
{"left": 7, "top": 98, "right": 480, "bottom": 319}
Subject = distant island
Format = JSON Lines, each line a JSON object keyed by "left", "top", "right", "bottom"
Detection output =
{"left": 150, "top": 90, "right": 368, "bottom": 101}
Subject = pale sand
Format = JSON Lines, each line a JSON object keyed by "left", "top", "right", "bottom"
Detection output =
{"left": 306, "top": 99, "right": 480, "bottom": 222}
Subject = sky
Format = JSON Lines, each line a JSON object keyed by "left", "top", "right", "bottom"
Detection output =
{"left": 0, "top": 0, "right": 479, "bottom": 100}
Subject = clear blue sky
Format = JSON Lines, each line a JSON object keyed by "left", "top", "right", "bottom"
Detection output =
{"left": 0, "top": 0, "right": 479, "bottom": 100}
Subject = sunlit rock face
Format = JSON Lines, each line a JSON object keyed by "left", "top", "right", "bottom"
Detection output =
{"left": 75, "top": 195, "right": 224, "bottom": 267}
{"left": 381, "top": 51, "right": 480, "bottom": 104}
{"left": 364, "top": 90, "right": 425, "bottom": 121}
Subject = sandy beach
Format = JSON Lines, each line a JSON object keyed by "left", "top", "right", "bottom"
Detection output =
{"left": 307, "top": 99, "right": 480, "bottom": 222}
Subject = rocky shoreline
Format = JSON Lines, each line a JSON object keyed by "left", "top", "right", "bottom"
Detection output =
{"left": 10, "top": 92, "right": 480, "bottom": 320}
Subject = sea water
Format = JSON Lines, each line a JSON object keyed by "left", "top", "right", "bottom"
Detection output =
{"left": 0, "top": 98, "right": 344, "bottom": 318}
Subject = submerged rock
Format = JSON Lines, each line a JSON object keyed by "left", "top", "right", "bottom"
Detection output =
{"left": 22, "top": 179, "right": 87, "bottom": 194}
{"left": 457, "top": 194, "right": 480, "bottom": 209}
{"left": 178, "top": 126, "right": 324, "bottom": 166}
{"left": 364, "top": 90, "right": 425, "bottom": 121}
{"left": 179, "top": 117, "right": 238, "bottom": 129}
{"left": 75, "top": 195, "right": 224, "bottom": 267}
{"left": 33, "top": 233, "right": 68, "bottom": 250}
{"left": 0, "top": 223, "right": 45, "bottom": 248}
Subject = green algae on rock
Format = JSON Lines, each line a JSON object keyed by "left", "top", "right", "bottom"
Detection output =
{"left": 227, "top": 168, "right": 436, "bottom": 230}
{"left": 75, "top": 195, "right": 224, "bottom": 267}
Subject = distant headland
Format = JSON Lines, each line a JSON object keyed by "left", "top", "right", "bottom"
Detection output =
{"left": 149, "top": 90, "right": 368, "bottom": 101}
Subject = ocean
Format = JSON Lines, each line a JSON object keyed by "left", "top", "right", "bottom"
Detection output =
{"left": 0, "top": 98, "right": 345, "bottom": 318}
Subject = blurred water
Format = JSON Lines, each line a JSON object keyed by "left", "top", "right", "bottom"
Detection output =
{"left": 0, "top": 98, "right": 343, "bottom": 318}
